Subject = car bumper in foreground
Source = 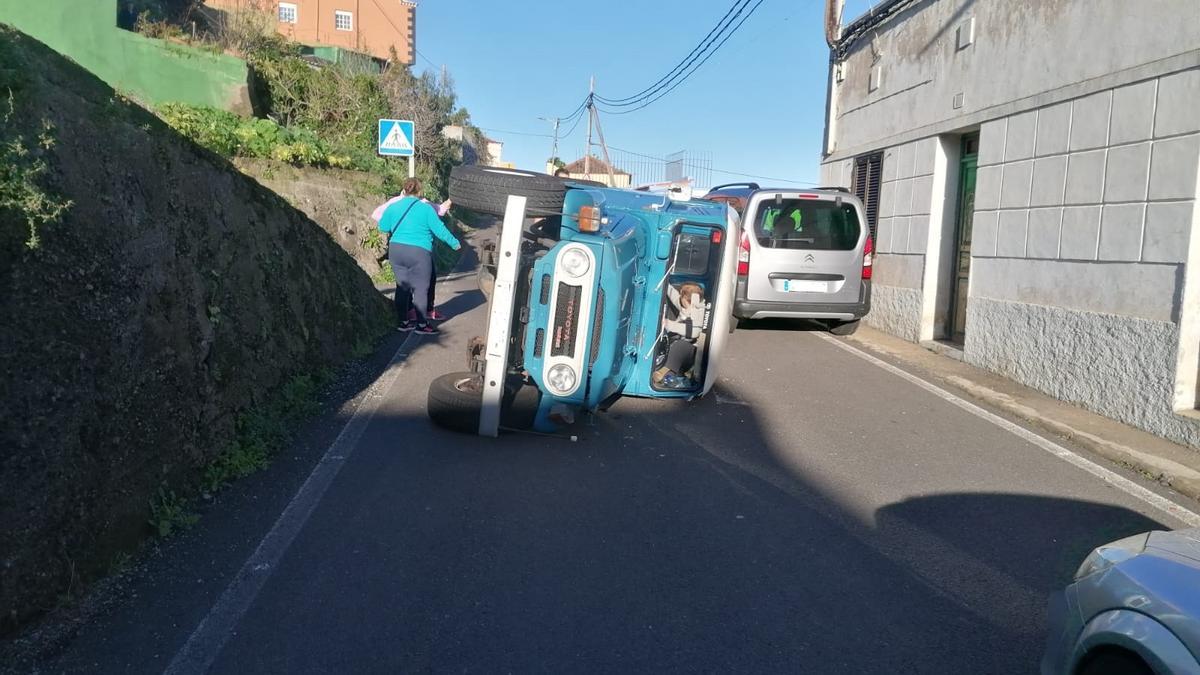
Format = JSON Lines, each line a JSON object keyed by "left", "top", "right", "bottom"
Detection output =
{"left": 1041, "top": 589, "right": 1078, "bottom": 675}
{"left": 733, "top": 281, "right": 871, "bottom": 321}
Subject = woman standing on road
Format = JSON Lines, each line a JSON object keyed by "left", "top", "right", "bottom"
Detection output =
{"left": 372, "top": 190, "right": 453, "bottom": 320}
{"left": 378, "top": 177, "right": 461, "bottom": 334}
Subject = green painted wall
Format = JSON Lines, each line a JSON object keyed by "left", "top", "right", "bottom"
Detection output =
{"left": 301, "top": 46, "right": 381, "bottom": 74}
{"left": 0, "top": 0, "right": 249, "bottom": 110}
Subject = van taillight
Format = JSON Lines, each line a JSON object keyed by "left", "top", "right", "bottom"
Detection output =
{"left": 737, "top": 231, "right": 750, "bottom": 276}
{"left": 862, "top": 236, "right": 874, "bottom": 280}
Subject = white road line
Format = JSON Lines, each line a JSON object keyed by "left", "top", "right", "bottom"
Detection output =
{"left": 817, "top": 334, "right": 1200, "bottom": 528}
{"left": 163, "top": 334, "right": 418, "bottom": 675}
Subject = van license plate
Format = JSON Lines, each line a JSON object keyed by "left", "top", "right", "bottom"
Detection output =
{"left": 784, "top": 280, "right": 825, "bottom": 293}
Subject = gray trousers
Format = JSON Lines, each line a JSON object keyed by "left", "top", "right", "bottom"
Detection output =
{"left": 389, "top": 243, "right": 433, "bottom": 323}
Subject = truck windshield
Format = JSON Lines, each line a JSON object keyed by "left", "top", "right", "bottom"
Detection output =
{"left": 753, "top": 199, "right": 860, "bottom": 250}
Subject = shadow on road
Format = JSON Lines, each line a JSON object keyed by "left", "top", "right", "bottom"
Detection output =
{"left": 191, "top": 380, "right": 1169, "bottom": 674}
{"left": 436, "top": 288, "right": 486, "bottom": 321}
{"left": 875, "top": 492, "right": 1161, "bottom": 598}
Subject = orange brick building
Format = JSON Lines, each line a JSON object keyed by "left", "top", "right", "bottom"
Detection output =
{"left": 206, "top": 0, "right": 415, "bottom": 64}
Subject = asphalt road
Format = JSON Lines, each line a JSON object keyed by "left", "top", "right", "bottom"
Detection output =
{"left": 36, "top": 261, "right": 1197, "bottom": 674}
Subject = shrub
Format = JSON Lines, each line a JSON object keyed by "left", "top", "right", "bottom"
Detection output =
{"left": 157, "top": 102, "right": 346, "bottom": 169}
{"left": 134, "top": 11, "right": 187, "bottom": 40}
{"left": 0, "top": 104, "right": 73, "bottom": 250}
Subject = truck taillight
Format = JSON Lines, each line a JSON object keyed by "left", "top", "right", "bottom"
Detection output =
{"left": 737, "top": 231, "right": 750, "bottom": 276}
{"left": 862, "top": 236, "right": 874, "bottom": 280}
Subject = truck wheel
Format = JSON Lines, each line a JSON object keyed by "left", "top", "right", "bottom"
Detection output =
{"left": 428, "top": 372, "right": 483, "bottom": 433}
{"left": 449, "top": 166, "right": 565, "bottom": 217}
{"left": 828, "top": 320, "right": 860, "bottom": 336}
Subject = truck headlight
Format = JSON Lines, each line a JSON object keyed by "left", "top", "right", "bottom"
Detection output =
{"left": 1074, "top": 532, "right": 1150, "bottom": 580}
{"left": 560, "top": 248, "right": 591, "bottom": 278}
{"left": 546, "top": 364, "right": 578, "bottom": 394}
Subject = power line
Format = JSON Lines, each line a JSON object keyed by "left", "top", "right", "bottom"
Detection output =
{"left": 414, "top": 48, "right": 437, "bottom": 70}
{"left": 479, "top": 127, "right": 554, "bottom": 138}
{"left": 607, "top": 145, "right": 818, "bottom": 186}
{"left": 558, "top": 97, "right": 590, "bottom": 124}
{"left": 559, "top": 107, "right": 587, "bottom": 141}
{"left": 596, "top": 0, "right": 766, "bottom": 115}
{"left": 595, "top": 0, "right": 752, "bottom": 106}
{"left": 707, "top": 167, "right": 819, "bottom": 186}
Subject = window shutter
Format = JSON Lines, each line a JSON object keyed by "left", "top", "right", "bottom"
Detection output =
{"left": 852, "top": 152, "right": 883, "bottom": 241}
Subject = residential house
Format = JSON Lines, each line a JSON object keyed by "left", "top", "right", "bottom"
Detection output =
{"left": 562, "top": 155, "right": 632, "bottom": 188}
{"left": 485, "top": 138, "right": 510, "bottom": 168}
{"left": 819, "top": 0, "right": 1200, "bottom": 447}
{"left": 205, "top": 0, "right": 415, "bottom": 64}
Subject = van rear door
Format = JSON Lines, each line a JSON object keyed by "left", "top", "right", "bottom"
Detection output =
{"left": 742, "top": 191, "right": 866, "bottom": 306}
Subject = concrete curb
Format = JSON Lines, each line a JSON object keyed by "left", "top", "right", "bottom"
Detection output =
{"left": 845, "top": 329, "right": 1200, "bottom": 506}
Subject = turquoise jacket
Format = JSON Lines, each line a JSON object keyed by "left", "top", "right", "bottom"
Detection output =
{"left": 379, "top": 196, "right": 461, "bottom": 252}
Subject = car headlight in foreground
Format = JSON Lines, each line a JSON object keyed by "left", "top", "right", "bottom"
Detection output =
{"left": 1074, "top": 532, "right": 1151, "bottom": 580}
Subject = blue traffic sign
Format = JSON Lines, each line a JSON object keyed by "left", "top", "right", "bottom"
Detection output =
{"left": 378, "top": 119, "right": 415, "bottom": 157}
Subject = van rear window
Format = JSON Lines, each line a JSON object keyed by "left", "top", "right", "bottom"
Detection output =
{"left": 752, "top": 199, "right": 860, "bottom": 250}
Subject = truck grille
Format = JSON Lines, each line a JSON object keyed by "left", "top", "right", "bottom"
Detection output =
{"left": 538, "top": 274, "right": 552, "bottom": 305}
{"left": 533, "top": 328, "right": 545, "bottom": 357}
{"left": 551, "top": 283, "right": 582, "bottom": 358}
{"left": 589, "top": 289, "right": 604, "bottom": 367}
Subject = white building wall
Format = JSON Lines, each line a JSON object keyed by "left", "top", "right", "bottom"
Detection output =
{"left": 822, "top": 0, "right": 1200, "bottom": 448}
{"left": 828, "top": 0, "right": 1200, "bottom": 158}
{"left": 964, "top": 71, "right": 1200, "bottom": 447}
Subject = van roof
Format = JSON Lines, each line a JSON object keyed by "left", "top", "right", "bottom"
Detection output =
{"left": 704, "top": 186, "right": 852, "bottom": 199}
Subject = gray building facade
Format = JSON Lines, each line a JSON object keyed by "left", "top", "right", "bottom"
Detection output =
{"left": 820, "top": 0, "right": 1200, "bottom": 448}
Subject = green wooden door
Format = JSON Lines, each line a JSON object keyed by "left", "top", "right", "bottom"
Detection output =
{"left": 947, "top": 134, "right": 979, "bottom": 344}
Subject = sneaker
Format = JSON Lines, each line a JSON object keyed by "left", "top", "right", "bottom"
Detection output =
{"left": 407, "top": 309, "right": 418, "bottom": 321}
{"left": 397, "top": 321, "right": 415, "bottom": 332}
{"left": 413, "top": 323, "right": 439, "bottom": 335}
{"left": 427, "top": 309, "right": 447, "bottom": 321}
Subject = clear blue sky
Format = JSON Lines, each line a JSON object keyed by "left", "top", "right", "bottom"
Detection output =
{"left": 409, "top": 0, "right": 876, "bottom": 188}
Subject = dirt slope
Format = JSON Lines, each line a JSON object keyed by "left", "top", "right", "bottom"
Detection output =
{"left": 0, "top": 26, "right": 391, "bottom": 631}
{"left": 233, "top": 159, "right": 392, "bottom": 277}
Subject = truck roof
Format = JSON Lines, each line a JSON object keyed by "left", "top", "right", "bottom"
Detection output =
{"left": 586, "top": 186, "right": 728, "bottom": 220}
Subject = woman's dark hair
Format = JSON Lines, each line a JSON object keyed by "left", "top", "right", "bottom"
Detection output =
{"left": 402, "top": 177, "right": 422, "bottom": 196}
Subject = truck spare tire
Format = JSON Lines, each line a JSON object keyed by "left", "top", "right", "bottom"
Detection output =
{"left": 449, "top": 165, "right": 566, "bottom": 217}
{"left": 427, "top": 372, "right": 484, "bottom": 434}
{"left": 427, "top": 372, "right": 541, "bottom": 433}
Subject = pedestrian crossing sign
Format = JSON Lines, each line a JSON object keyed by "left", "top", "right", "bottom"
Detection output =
{"left": 378, "top": 119, "right": 415, "bottom": 157}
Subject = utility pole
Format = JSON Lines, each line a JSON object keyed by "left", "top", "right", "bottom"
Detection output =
{"left": 591, "top": 107, "right": 616, "bottom": 188}
{"left": 584, "top": 76, "right": 594, "bottom": 179}
{"left": 550, "top": 117, "right": 560, "bottom": 164}
{"left": 537, "top": 116, "right": 561, "bottom": 169}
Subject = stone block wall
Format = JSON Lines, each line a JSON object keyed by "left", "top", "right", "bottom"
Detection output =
{"left": 964, "top": 68, "right": 1200, "bottom": 447}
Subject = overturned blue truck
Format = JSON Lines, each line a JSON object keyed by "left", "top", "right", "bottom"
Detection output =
{"left": 428, "top": 166, "right": 739, "bottom": 436}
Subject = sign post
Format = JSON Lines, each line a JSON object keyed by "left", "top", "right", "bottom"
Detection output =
{"left": 377, "top": 119, "right": 416, "bottom": 178}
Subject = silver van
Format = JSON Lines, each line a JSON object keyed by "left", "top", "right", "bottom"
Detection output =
{"left": 704, "top": 184, "right": 872, "bottom": 335}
